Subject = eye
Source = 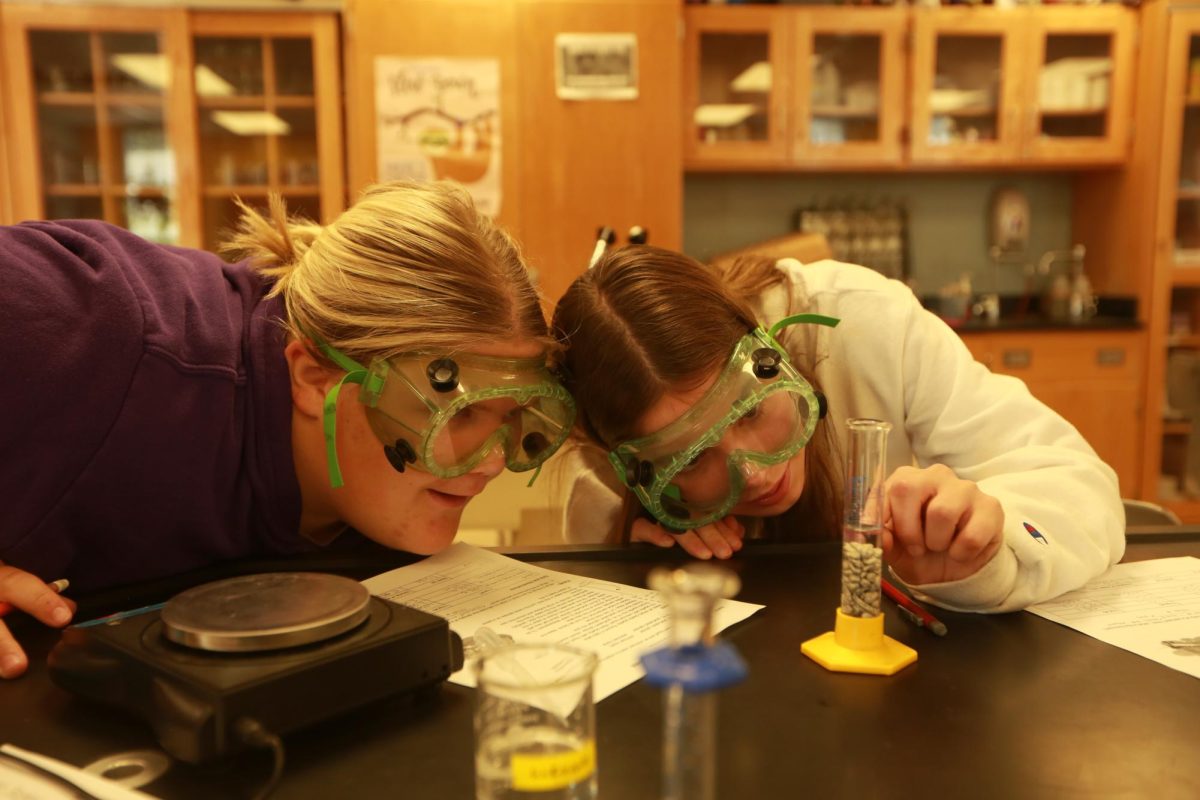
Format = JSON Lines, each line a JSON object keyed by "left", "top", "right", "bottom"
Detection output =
{"left": 678, "top": 448, "right": 711, "bottom": 474}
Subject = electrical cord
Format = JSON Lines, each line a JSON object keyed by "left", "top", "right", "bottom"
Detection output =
{"left": 235, "top": 718, "right": 285, "bottom": 800}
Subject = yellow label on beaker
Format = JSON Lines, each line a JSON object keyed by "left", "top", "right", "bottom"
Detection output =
{"left": 511, "top": 740, "right": 596, "bottom": 791}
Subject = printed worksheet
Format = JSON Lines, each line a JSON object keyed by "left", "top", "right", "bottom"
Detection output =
{"left": 1026, "top": 556, "right": 1200, "bottom": 680}
{"left": 362, "top": 544, "right": 763, "bottom": 700}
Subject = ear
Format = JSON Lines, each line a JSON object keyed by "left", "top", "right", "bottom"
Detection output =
{"left": 285, "top": 339, "right": 340, "bottom": 420}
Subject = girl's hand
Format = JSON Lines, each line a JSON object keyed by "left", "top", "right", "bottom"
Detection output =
{"left": 882, "top": 464, "right": 1005, "bottom": 585}
{"left": 0, "top": 563, "right": 76, "bottom": 679}
{"left": 631, "top": 515, "right": 745, "bottom": 560}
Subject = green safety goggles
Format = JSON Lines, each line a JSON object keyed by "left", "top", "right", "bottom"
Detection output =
{"left": 319, "top": 341, "right": 576, "bottom": 488}
{"left": 608, "top": 315, "right": 838, "bottom": 530}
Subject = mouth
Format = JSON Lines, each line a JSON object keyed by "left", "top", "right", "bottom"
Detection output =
{"left": 744, "top": 468, "right": 790, "bottom": 508}
{"left": 426, "top": 488, "right": 480, "bottom": 509}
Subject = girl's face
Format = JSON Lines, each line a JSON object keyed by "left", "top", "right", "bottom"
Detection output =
{"left": 635, "top": 373, "right": 808, "bottom": 520}
{"left": 322, "top": 338, "right": 546, "bottom": 554}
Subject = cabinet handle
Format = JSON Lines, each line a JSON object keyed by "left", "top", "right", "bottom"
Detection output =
{"left": 1096, "top": 347, "right": 1126, "bottom": 367}
{"left": 1002, "top": 348, "right": 1031, "bottom": 369}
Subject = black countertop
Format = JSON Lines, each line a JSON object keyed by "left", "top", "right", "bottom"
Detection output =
{"left": 2, "top": 535, "right": 1198, "bottom": 799}
{"left": 922, "top": 294, "right": 1142, "bottom": 334}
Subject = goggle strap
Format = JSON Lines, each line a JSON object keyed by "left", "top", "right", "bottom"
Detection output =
{"left": 324, "top": 369, "right": 368, "bottom": 489}
{"left": 314, "top": 336, "right": 366, "bottom": 374}
{"left": 767, "top": 313, "right": 840, "bottom": 344}
{"left": 526, "top": 462, "right": 544, "bottom": 488}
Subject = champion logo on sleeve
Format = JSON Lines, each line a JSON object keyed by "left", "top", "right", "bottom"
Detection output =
{"left": 1023, "top": 522, "right": 1048, "bottom": 544}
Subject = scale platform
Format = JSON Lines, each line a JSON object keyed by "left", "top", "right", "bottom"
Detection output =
{"left": 48, "top": 572, "right": 463, "bottom": 763}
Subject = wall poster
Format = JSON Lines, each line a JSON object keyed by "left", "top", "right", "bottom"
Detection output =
{"left": 374, "top": 57, "right": 501, "bottom": 216}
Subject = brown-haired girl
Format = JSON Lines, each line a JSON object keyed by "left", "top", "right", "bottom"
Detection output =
{"left": 552, "top": 246, "right": 1123, "bottom": 613}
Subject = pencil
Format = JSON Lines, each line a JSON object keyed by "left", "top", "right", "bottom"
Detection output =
{"left": 0, "top": 579, "right": 69, "bottom": 618}
{"left": 881, "top": 578, "right": 947, "bottom": 636}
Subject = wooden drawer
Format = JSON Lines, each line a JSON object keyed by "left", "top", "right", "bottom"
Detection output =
{"left": 961, "top": 330, "right": 1142, "bottom": 382}
{"left": 960, "top": 329, "right": 1146, "bottom": 495}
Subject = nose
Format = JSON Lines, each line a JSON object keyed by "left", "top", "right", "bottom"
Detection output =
{"left": 470, "top": 442, "right": 507, "bottom": 479}
{"left": 737, "top": 460, "right": 770, "bottom": 489}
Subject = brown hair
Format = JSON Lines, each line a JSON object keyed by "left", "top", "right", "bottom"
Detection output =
{"left": 552, "top": 246, "right": 841, "bottom": 544}
{"left": 222, "top": 180, "right": 551, "bottom": 365}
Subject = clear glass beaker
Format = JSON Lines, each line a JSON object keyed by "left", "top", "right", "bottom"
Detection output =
{"left": 474, "top": 643, "right": 599, "bottom": 800}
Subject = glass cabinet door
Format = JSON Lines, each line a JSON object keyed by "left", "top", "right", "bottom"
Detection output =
{"left": 793, "top": 8, "right": 905, "bottom": 166}
{"left": 1024, "top": 7, "right": 1135, "bottom": 164}
{"left": 684, "top": 7, "right": 791, "bottom": 166}
{"left": 1175, "top": 34, "right": 1200, "bottom": 265}
{"left": 192, "top": 18, "right": 331, "bottom": 251}
{"left": 910, "top": 10, "right": 1022, "bottom": 164}
{"left": 23, "top": 25, "right": 180, "bottom": 241}
{"left": 1155, "top": 13, "right": 1200, "bottom": 518}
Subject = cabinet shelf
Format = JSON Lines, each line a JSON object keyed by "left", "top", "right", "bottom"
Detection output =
{"left": 932, "top": 106, "right": 997, "bottom": 118}
{"left": 37, "top": 91, "right": 96, "bottom": 106}
{"left": 203, "top": 184, "right": 321, "bottom": 197}
{"left": 810, "top": 105, "right": 880, "bottom": 119}
{"left": 1167, "top": 334, "right": 1200, "bottom": 348}
{"left": 1171, "top": 263, "right": 1200, "bottom": 283}
{"left": 1176, "top": 187, "right": 1200, "bottom": 200}
{"left": 44, "top": 184, "right": 102, "bottom": 196}
{"left": 198, "top": 94, "right": 315, "bottom": 108}
{"left": 39, "top": 91, "right": 164, "bottom": 107}
{"left": 1163, "top": 419, "right": 1193, "bottom": 436}
{"left": 1038, "top": 106, "right": 1108, "bottom": 117}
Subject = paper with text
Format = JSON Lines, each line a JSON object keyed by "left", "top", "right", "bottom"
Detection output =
{"left": 1026, "top": 557, "right": 1200, "bottom": 680}
{"left": 362, "top": 544, "right": 764, "bottom": 700}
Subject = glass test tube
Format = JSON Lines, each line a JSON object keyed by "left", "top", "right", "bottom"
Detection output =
{"left": 841, "top": 419, "right": 891, "bottom": 619}
{"left": 647, "top": 565, "right": 741, "bottom": 800}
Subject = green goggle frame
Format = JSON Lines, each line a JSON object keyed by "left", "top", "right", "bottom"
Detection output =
{"left": 317, "top": 340, "right": 575, "bottom": 489}
{"left": 608, "top": 313, "right": 839, "bottom": 530}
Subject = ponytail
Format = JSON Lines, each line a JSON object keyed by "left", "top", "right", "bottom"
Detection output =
{"left": 222, "top": 195, "right": 323, "bottom": 296}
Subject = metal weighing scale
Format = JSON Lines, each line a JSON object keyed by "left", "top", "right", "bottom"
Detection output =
{"left": 48, "top": 572, "right": 463, "bottom": 763}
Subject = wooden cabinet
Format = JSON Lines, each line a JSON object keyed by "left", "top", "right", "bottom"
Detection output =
{"left": 684, "top": 5, "right": 1135, "bottom": 171}
{"left": 792, "top": 8, "right": 907, "bottom": 168}
{"left": 1, "top": 5, "right": 197, "bottom": 243}
{"left": 910, "top": 7, "right": 1134, "bottom": 167}
{"left": 910, "top": 8, "right": 1024, "bottom": 165}
{"left": 190, "top": 12, "right": 344, "bottom": 251}
{"left": 1023, "top": 7, "right": 1135, "bottom": 165}
{"left": 683, "top": 5, "right": 792, "bottom": 168}
{"left": 1140, "top": 7, "right": 1200, "bottom": 522}
{"left": 0, "top": 4, "right": 343, "bottom": 250}
{"left": 685, "top": 5, "right": 905, "bottom": 170}
{"left": 961, "top": 330, "right": 1145, "bottom": 496}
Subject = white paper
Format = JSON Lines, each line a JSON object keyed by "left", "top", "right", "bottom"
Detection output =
{"left": 1026, "top": 557, "right": 1200, "bottom": 679}
{"left": 0, "top": 745, "right": 157, "bottom": 800}
{"left": 362, "top": 544, "right": 763, "bottom": 701}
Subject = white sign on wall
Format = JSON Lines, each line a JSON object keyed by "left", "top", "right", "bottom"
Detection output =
{"left": 374, "top": 57, "right": 501, "bottom": 216}
{"left": 555, "top": 33, "right": 638, "bottom": 101}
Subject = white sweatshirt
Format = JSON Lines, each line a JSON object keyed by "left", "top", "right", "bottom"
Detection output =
{"left": 560, "top": 259, "right": 1125, "bottom": 612}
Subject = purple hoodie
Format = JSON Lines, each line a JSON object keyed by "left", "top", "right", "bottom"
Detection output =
{"left": 1, "top": 220, "right": 312, "bottom": 592}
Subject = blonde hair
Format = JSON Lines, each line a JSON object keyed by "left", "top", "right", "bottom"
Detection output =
{"left": 222, "top": 180, "right": 550, "bottom": 364}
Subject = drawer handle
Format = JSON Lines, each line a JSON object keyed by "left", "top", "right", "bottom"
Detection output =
{"left": 1097, "top": 347, "right": 1126, "bottom": 367}
{"left": 1002, "top": 349, "right": 1031, "bottom": 369}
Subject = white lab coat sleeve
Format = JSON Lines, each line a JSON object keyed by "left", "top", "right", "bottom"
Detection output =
{"left": 559, "top": 446, "right": 624, "bottom": 544}
{"left": 881, "top": 283, "right": 1125, "bottom": 612}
